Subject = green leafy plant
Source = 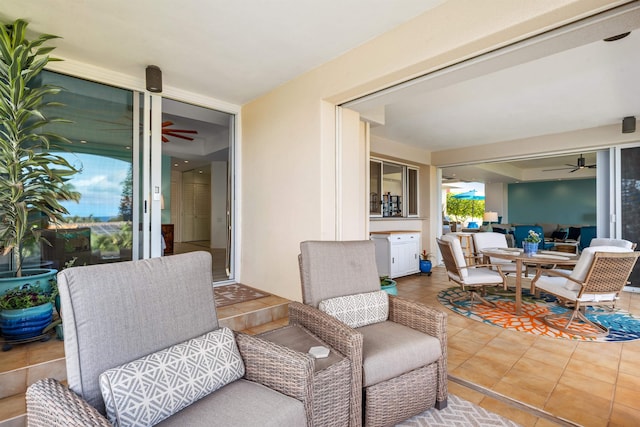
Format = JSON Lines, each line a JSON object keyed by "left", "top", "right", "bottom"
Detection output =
{"left": 379, "top": 276, "right": 394, "bottom": 286}
{"left": 0, "top": 283, "right": 56, "bottom": 310}
{"left": 524, "top": 230, "right": 541, "bottom": 243}
{"left": 0, "top": 19, "right": 81, "bottom": 276}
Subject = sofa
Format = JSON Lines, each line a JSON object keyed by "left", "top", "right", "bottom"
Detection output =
{"left": 26, "top": 251, "right": 314, "bottom": 426}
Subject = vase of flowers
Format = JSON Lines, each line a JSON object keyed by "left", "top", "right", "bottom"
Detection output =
{"left": 523, "top": 230, "right": 541, "bottom": 254}
{"left": 419, "top": 250, "right": 432, "bottom": 276}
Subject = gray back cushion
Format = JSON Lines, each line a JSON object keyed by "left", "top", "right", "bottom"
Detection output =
{"left": 299, "top": 240, "right": 380, "bottom": 307}
{"left": 58, "top": 251, "right": 218, "bottom": 414}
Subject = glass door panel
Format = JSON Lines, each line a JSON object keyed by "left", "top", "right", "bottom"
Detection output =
{"left": 160, "top": 99, "right": 234, "bottom": 282}
{"left": 621, "top": 145, "right": 640, "bottom": 286}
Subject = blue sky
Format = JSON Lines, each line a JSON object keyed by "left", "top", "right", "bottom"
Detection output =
{"left": 58, "top": 153, "right": 131, "bottom": 219}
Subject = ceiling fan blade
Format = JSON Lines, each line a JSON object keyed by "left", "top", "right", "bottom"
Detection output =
{"left": 587, "top": 164, "right": 597, "bottom": 168}
{"left": 542, "top": 167, "right": 574, "bottom": 172}
{"left": 569, "top": 168, "right": 579, "bottom": 173}
{"left": 164, "top": 129, "right": 198, "bottom": 134}
{"left": 162, "top": 136, "right": 169, "bottom": 143}
{"left": 164, "top": 132, "right": 194, "bottom": 141}
{"left": 162, "top": 121, "right": 173, "bottom": 127}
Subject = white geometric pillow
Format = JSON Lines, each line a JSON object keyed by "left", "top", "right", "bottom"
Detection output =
{"left": 99, "top": 327, "right": 244, "bottom": 427}
{"left": 319, "top": 290, "right": 389, "bottom": 328}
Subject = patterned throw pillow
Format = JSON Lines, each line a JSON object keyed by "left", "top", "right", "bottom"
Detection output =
{"left": 319, "top": 290, "right": 389, "bottom": 328}
{"left": 99, "top": 327, "right": 244, "bottom": 427}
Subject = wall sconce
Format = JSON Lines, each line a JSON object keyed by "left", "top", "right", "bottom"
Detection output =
{"left": 483, "top": 211, "right": 498, "bottom": 232}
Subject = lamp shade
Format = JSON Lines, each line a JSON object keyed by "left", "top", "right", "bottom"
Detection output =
{"left": 483, "top": 211, "right": 498, "bottom": 222}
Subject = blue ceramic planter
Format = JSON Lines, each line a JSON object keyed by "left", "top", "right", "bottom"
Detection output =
{"left": 0, "top": 269, "right": 57, "bottom": 296}
{"left": 523, "top": 242, "right": 539, "bottom": 254}
{"left": 381, "top": 279, "right": 397, "bottom": 296}
{"left": 1, "top": 302, "right": 53, "bottom": 340}
{"left": 420, "top": 260, "right": 432, "bottom": 275}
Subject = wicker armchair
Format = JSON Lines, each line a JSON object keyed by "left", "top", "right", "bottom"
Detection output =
{"left": 531, "top": 246, "right": 640, "bottom": 337}
{"left": 289, "top": 240, "right": 448, "bottom": 427}
{"left": 437, "top": 235, "right": 507, "bottom": 309}
{"left": 26, "top": 252, "right": 314, "bottom": 426}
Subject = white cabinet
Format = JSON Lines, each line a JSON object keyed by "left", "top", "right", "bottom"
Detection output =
{"left": 370, "top": 232, "right": 420, "bottom": 278}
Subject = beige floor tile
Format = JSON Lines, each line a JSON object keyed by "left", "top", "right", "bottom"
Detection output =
{"left": 616, "top": 371, "right": 640, "bottom": 390}
{"left": 608, "top": 402, "right": 640, "bottom": 426}
{"left": 0, "top": 347, "right": 28, "bottom": 374}
{"left": 521, "top": 345, "right": 571, "bottom": 369}
{"left": 614, "top": 383, "right": 640, "bottom": 411}
{"left": 492, "top": 379, "right": 549, "bottom": 408}
{"left": 0, "top": 370, "right": 26, "bottom": 400}
{"left": 447, "top": 347, "right": 472, "bottom": 370}
{"left": 508, "top": 357, "right": 565, "bottom": 383}
{"left": 446, "top": 381, "right": 484, "bottom": 404}
{"left": 450, "top": 363, "right": 501, "bottom": 389}
{"left": 0, "top": 394, "right": 26, "bottom": 420}
{"left": 479, "top": 396, "right": 539, "bottom": 427}
{"left": 27, "top": 339, "right": 64, "bottom": 366}
{"left": 563, "top": 357, "right": 617, "bottom": 384}
{"left": 619, "top": 357, "right": 640, "bottom": 377}
{"left": 558, "top": 371, "right": 614, "bottom": 401}
{"left": 544, "top": 383, "right": 610, "bottom": 426}
{"left": 27, "top": 359, "right": 66, "bottom": 386}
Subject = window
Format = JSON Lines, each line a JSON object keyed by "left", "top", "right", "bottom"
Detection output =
{"left": 370, "top": 159, "right": 419, "bottom": 218}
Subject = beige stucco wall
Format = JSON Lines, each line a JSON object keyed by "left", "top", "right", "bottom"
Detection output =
{"left": 240, "top": 0, "right": 626, "bottom": 301}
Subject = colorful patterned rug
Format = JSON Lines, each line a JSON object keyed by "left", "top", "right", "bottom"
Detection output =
{"left": 438, "top": 287, "right": 640, "bottom": 342}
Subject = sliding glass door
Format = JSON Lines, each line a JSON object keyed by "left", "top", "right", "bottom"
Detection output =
{"left": 2, "top": 71, "right": 236, "bottom": 283}
{"left": 620, "top": 145, "right": 640, "bottom": 286}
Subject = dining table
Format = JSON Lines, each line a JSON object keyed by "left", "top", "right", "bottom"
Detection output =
{"left": 479, "top": 247, "right": 579, "bottom": 315}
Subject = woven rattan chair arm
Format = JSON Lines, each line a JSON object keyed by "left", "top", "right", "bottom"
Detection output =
{"left": 26, "top": 378, "right": 112, "bottom": 427}
{"left": 235, "top": 332, "right": 315, "bottom": 423}
{"left": 388, "top": 295, "right": 447, "bottom": 340}
{"left": 288, "top": 301, "right": 364, "bottom": 427}
{"left": 388, "top": 295, "right": 449, "bottom": 409}
{"left": 288, "top": 301, "right": 363, "bottom": 360}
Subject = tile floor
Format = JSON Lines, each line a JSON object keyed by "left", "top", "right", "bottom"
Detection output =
{"left": 396, "top": 267, "right": 640, "bottom": 427}
{"left": 2, "top": 266, "right": 640, "bottom": 426}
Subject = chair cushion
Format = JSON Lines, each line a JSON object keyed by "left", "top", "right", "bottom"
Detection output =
{"left": 441, "top": 234, "right": 468, "bottom": 278}
{"left": 568, "top": 246, "right": 632, "bottom": 288}
{"left": 358, "top": 321, "right": 442, "bottom": 387}
{"left": 451, "top": 267, "right": 505, "bottom": 285}
{"left": 100, "top": 328, "right": 244, "bottom": 427}
{"left": 156, "top": 379, "right": 307, "bottom": 427}
{"left": 590, "top": 238, "right": 634, "bottom": 249}
{"left": 535, "top": 276, "right": 618, "bottom": 303}
{"left": 319, "top": 290, "right": 388, "bottom": 328}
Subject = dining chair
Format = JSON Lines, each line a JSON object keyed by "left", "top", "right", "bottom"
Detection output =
{"left": 590, "top": 238, "right": 636, "bottom": 250}
{"left": 472, "top": 232, "right": 517, "bottom": 274}
{"left": 437, "top": 234, "right": 507, "bottom": 309}
{"left": 289, "top": 240, "right": 448, "bottom": 427}
{"left": 531, "top": 246, "right": 640, "bottom": 337}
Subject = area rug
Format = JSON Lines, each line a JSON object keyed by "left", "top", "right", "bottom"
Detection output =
{"left": 438, "top": 287, "right": 640, "bottom": 342}
{"left": 213, "top": 284, "right": 270, "bottom": 307}
{"left": 397, "top": 394, "right": 520, "bottom": 426}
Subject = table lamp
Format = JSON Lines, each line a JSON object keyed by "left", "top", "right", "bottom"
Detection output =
{"left": 483, "top": 211, "right": 498, "bottom": 232}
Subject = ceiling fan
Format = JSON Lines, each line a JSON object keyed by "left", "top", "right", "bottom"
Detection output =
{"left": 162, "top": 121, "right": 198, "bottom": 143}
{"left": 543, "top": 154, "right": 596, "bottom": 173}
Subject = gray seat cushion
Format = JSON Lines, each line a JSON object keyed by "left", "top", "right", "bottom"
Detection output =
{"left": 156, "top": 379, "right": 307, "bottom": 427}
{"left": 359, "top": 321, "right": 442, "bottom": 387}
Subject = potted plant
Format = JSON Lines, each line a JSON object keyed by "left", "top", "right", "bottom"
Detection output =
{"left": 380, "top": 275, "right": 397, "bottom": 295}
{"left": 523, "top": 230, "right": 541, "bottom": 254}
{"left": 0, "top": 282, "right": 58, "bottom": 343}
{"left": 419, "top": 250, "right": 432, "bottom": 276}
{"left": 0, "top": 18, "right": 80, "bottom": 298}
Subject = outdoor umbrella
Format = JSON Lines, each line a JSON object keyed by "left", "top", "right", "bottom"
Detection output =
{"left": 452, "top": 189, "right": 485, "bottom": 220}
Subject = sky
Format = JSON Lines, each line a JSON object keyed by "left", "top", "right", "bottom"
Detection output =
{"left": 58, "top": 153, "right": 130, "bottom": 219}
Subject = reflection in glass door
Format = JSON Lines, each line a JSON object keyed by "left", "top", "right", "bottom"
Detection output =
{"left": 621, "top": 145, "right": 640, "bottom": 286}
{"left": 160, "top": 99, "right": 234, "bottom": 282}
